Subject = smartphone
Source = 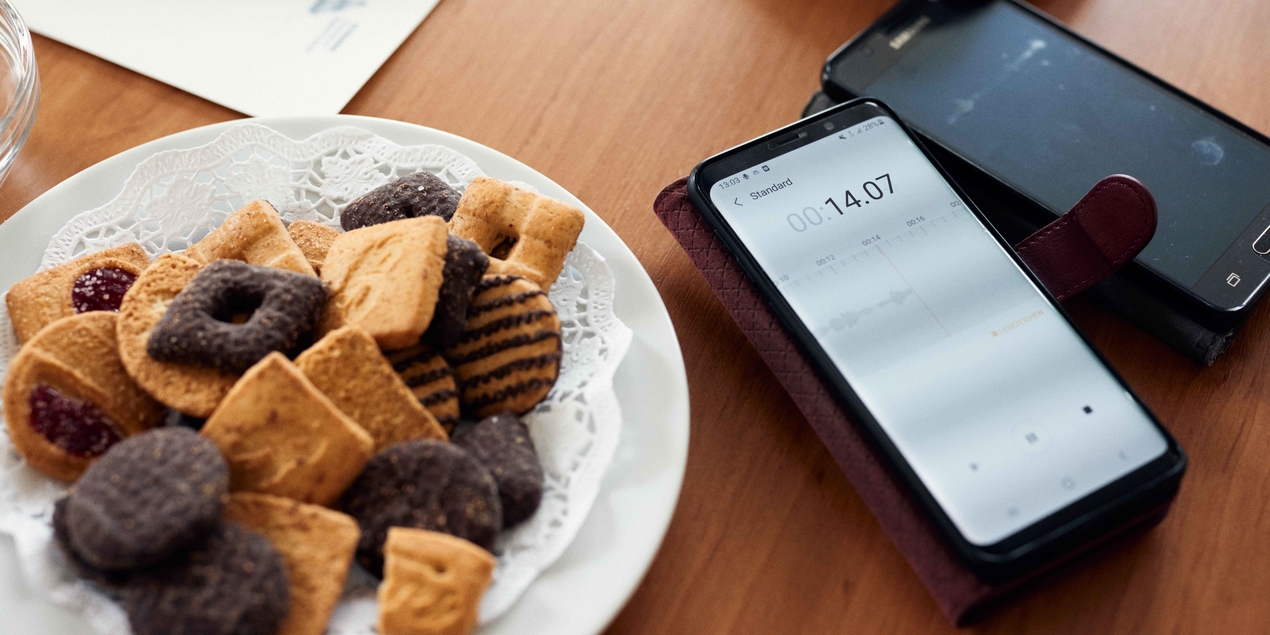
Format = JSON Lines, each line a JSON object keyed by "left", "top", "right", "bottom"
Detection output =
{"left": 687, "top": 98, "right": 1185, "bottom": 581}
{"left": 821, "top": 0, "right": 1270, "bottom": 319}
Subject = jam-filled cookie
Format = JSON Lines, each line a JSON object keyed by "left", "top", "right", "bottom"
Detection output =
{"left": 341, "top": 440, "right": 501, "bottom": 576}
{"left": 385, "top": 343, "right": 460, "bottom": 434}
{"left": 286, "top": 220, "right": 341, "bottom": 274}
{"left": 2, "top": 312, "right": 164, "bottom": 481}
{"left": 319, "top": 216, "right": 449, "bottom": 350}
{"left": 445, "top": 275, "right": 561, "bottom": 417}
{"left": 377, "top": 528, "right": 495, "bottom": 635}
{"left": 186, "top": 200, "right": 315, "bottom": 275}
{"left": 5, "top": 243, "right": 151, "bottom": 344}
{"left": 340, "top": 171, "right": 461, "bottom": 231}
{"left": 448, "top": 177, "right": 584, "bottom": 291}
{"left": 201, "top": 352, "right": 374, "bottom": 506}
{"left": 295, "top": 326, "right": 447, "bottom": 451}
{"left": 116, "top": 254, "right": 238, "bottom": 418}
{"left": 223, "top": 493, "right": 360, "bottom": 635}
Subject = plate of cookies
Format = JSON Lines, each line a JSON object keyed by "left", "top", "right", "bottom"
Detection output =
{"left": 0, "top": 118, "right": 690, "bottom": 635}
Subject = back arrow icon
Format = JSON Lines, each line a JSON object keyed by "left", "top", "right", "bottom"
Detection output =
{"left": 734, "top": 198, "right": 743, "bottom": 206}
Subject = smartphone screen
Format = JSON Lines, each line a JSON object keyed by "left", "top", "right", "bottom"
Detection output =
{"left": 705, "top": 110, "right": 1168, "bottom": 546}
{"left": 827, "top": 0, "right": 1270, "bottom": 309}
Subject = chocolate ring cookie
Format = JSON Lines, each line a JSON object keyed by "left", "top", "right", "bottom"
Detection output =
{"left": 2, "top": 312, "right": 164, "bottom": 481}
{"left": 341, "top": 440, "right": 502, "bottom": 576}
{"left": 64, "top": 428, "right": 229, "bottom": 570}
{"left": 117, "top": 254, "right": 238, "bottom": 418}
{"left": 454, "top": 412, "right": 544, "bottom": 528}
{"left": 147, "top": 259, "right": 327, "bottom": 374}
{"left": 340, "top": 171, "right": 461, "bottom": 231}
{"left": 122, "top": 521, "right": 290, "bottom": 635}
{"left": 5, "top": 243, "right": 151, "bottom": 344}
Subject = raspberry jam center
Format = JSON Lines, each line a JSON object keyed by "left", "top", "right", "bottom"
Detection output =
{"left": 72, "top": 267, "right": 137, "bottom": 313}
{"left": 28, "top": 385, "right": 123, "bottom": 458}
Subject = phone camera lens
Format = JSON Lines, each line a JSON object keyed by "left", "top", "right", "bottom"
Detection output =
{"left": 824, "top": 122, "right": 835, "bottom": 131}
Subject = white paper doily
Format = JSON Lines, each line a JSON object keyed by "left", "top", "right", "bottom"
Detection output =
{"left": 0, "top": 123, "right": 632, "bottom": 632}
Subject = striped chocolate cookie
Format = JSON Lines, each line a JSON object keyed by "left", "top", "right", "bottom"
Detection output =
{"left": 386, "top": 344, "right": 460, "bottom": 434}
{"left": 444, "top": 275, "right": 561, "bottom": 417}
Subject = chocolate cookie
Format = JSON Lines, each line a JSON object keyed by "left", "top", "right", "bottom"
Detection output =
{"left": 422, "top": 234, "right": 490, "bottom": 350}
{"left": 51, "top": 497, "right": 130, "bottom": 588}
{"left": 340, "top": 171, "right": 461, "bottom": 231}
{"left": 453, "top": 412, "right": 544, "bottom": 528}
{"left": 122, "top": 521, "right": 290, "bottom": 635}
{"left": 147, "top": 259, "right": 327, "bottom": 374}
{"left": 341, "top": 440, "right": 501, "bottom": 576}
{"left": 64, "top": 428, "right": 229, "bottom": 571}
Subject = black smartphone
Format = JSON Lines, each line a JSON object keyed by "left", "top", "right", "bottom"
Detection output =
{"left": 821, "top": 0, "right": 1270, "bottom": 319}
{"left": 687, "top": 98, "right": 1185, "bottom": 581}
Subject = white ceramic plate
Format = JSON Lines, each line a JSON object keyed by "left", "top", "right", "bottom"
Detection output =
{"left": 0, "top": 116, "right": 690, "bottom": 635}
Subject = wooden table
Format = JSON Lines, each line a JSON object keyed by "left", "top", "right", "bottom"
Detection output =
{"left": 4, "top": 0, "right": 1269, "bottom": 632}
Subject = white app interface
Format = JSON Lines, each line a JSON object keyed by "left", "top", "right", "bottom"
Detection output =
{"left": 709, "top": 116, "right": 1168, "bottom": 545}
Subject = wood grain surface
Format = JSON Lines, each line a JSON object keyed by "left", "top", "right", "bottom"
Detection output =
{"left": 4, "top": 0, "right": 1269, "bottom": 632}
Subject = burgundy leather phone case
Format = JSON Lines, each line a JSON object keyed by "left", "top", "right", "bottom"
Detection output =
{"left": 655, "top": 174, "right": 1171, "bottom": 624}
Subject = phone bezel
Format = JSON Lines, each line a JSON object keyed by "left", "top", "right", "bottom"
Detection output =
{"left": 820, "top": 0, "right": 1270, "bottom": 316}
{"left": 687, "top": 98, "right": 1186, "bottom": 581}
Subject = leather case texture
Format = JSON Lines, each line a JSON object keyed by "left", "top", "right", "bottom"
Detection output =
{"left": 654, "top": 175, "right": 1172, "bottom": 624}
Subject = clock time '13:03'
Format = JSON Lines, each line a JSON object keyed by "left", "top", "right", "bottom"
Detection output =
{"left": 786, "top": 173, "right": 896, "bottom": 232}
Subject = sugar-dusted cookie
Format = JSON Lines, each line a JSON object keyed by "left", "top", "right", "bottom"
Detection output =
{"left": 186, "top": 200, "right": 315, "bottom": 275}
{"left": 454, "top": 413, "right": 543, "bottom": 528}
{"left": 341, "top": 440, "right": 501, "bottom": 576}
{"left": 116, "top": 253, "right": 239, "bottom": 418}
{"left": 319, "top": 216, "right": 450, "bottom": 349}
{"left": 386, "top": 344, "right": 460, "bottom": 433}
{"left": 2, "top": 313, "right": 165, "bottom": 481}
{"left": 147, "top": 260, "right": 327, "bottom": 374}
{"left": 377, "top": 528, "right": 495, "bottom": 635}
{"left": 64, "top": 428, "right": 228, "bottom": 570}
{"left": 340, "top": 171, "right": 461, "bottom": 231}
{"left": 445, "top": 275, "right": 561, "bottom": 417}
{"left": 295, "top": 326, "right": 447, "bottom": 451}
{"left": 423, "top": 235, "right": 490, "bottom": 350}
{"left": 223, "top": 493, "right": 359, "bottom": 635}
{"left": 448, "top": 177, "right": 584, "bottom": 291}
{"left": 286, "top": 220, "right": 341, "bottom": 274}
{"left": 201, "top": 352, "right": 374, "bottom": 506}
{"left": 5, "top": 243, "right": 151, "bottom": 344}
{"left": 122, "top": 521, "right": 290, "bottom": 635}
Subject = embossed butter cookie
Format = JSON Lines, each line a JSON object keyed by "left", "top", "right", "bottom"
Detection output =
{"left": 2, "top": 312, "right": 164, "bottom": 481}
{"left": 377, "top": 528, "right": 495, "bottom": 635}
{"left": 448, "top": 176, "right": 584, "bottom": 291}
{"left": 286, "top": 220, "right": 341, "bottom": 274}
{"left": 186, "top": 200, "right": 315, "bottom": 275}
{"left": 5, "top": 243, "right": 150, "bottom": 344}
{"left": 445, "top": 275, "right": 562, "bottom": 418}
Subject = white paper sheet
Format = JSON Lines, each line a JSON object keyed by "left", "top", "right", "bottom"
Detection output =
{"left": 16, "top": 0, "right": 441, "bottom": 116}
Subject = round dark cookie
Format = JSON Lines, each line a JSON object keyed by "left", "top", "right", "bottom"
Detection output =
{"left": 122, "top": 521, "right": 290, "bottom": 635}
{"left": 52, "top": 497, "right": 131, "bottom": 588}
{"left": 422, "top": 234, "right": 490, "bottom": 350}
{"left": 146, "top": 259, "right": 327, "bottom": 374}
{"left": 340, "top": 171, "right": 461, "bottom": 231}
{"left": 341, "top": 439, "right": 501, "bottom": 576}
{"left": 453, "top": 412, "right": 544, "bottom": 527}
{"left": 65, "top": 428, "right": 229, "bottom": 571}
